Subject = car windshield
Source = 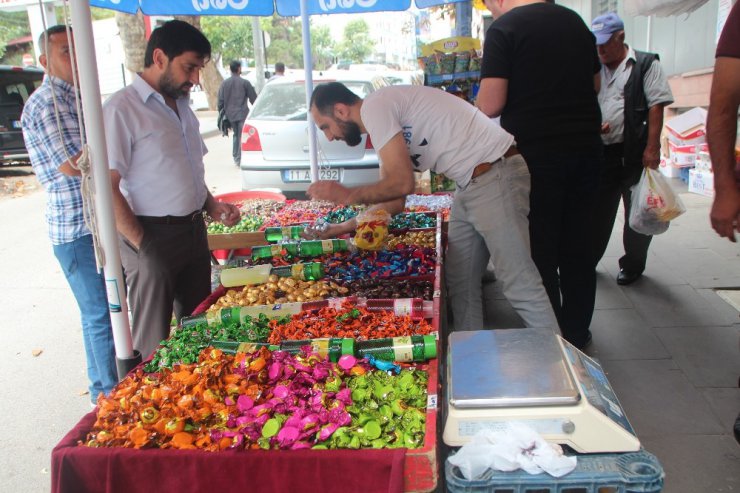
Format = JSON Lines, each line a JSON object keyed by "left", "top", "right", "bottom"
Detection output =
{"left": 249, "top": 81, "right": 373, "bottom": 121}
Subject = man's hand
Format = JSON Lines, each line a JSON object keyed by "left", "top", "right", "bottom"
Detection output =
{"left": 600, "top": 122, "right": 611, "bottom": 135}
{"left": 710, "top": 188, "right": 740, "bottom": 242}
{"left": 208, "top": 201, "right": 241, "bottom": 227}
{"left": 307, "top": 180, "right": 352, "bottom": 204}
{"left": 642, "top": 145, "right": 661, "bottom": 170}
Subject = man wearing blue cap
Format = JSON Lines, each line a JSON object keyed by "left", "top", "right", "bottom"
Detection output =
{"left": 590, "top": 12, "right": 673, "bottom": 286}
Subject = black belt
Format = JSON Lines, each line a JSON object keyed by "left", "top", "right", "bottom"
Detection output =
{"left": 138, "top": 210, "right": 203, "bottom": 225}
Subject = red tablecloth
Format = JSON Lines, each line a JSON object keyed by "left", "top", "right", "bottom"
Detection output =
{"left": 52, "top": 412, "right": 405, "bottom": 493}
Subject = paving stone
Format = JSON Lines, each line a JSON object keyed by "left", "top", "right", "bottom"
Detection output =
{"left": 639, "top": 435, "right": 739, "bottom": 493}
{"left": 622, "top": 284, "right": 737, "bottom": 327}
{"left": 653, "top": 325, "right": 740, "bottom": 387}
{"left": 588, "top": 309, "right": 670, "bottom": 360}
{"left": 701, "top": 387, "right": 740, "bottom": 433}
{"left": 600, "top": 359, "right": 725, "bottom": 436}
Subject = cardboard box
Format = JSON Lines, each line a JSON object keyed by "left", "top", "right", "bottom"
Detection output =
{"left": 665, "top": 107, "right": 707, "bottom": 146}
{"left": 668, "top": 141, "right": 699, "bottom": 166}
{"left": 695, "top": 151, "right": 712, "bottom": 171}
{"left": 659, "top": 156, "right": 683, "bottom": 178}
{"left": 688, "top": 169, "right": 714, "bottom": 197}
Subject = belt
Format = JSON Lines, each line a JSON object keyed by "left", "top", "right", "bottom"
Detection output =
{"left": 138, "top": 210, "right": 203, "bottom": 225}
{"left": 471, "top": 146, "right": 520, "bottom": 179}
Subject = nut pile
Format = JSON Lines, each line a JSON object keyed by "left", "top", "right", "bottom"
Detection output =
{"left": 207, "top": 275, "right": 349, "bottom": 312}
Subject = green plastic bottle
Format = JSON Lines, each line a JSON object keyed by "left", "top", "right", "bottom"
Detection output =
{"left": 278, "top": 338, "right": 355, "bottom": 362}
{"left": 251, "top": 242, "right": 300, "bottom": 260}
{"left": 298, "top": 239, "right": 348, "bottom": 258}
{"left": 271, "top": 262, "right": 325, "bottom": 281}
{"left": 356, "top": 335, "right": 437, "bottom": 362}
{"left": 211, "top": 340, "right": 279, "bottom": 354}
{"left": 264, "top": 226, "right": 305, "bottom": 243}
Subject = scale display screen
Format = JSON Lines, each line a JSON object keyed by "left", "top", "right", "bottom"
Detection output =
{"left": 561, "top": 341, "right": 636, "bottom": 436}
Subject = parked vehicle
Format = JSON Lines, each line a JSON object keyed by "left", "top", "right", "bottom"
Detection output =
{"left": 0, "top": 65, "right": 44, "bottom": 166}
{"left": 240, "top": 73, "right": 389, "bottom": 195}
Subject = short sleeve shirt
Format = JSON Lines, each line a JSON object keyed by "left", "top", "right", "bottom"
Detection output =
{"left": 103, "top": 74, "right": 208, "bottom": 217}
{"left": 716, "top": 1, "right": 740, "bottom": 58}
{"left": 21, "top": 76, "right": 88, "bottom": 245}
{"left": 481, "top": 3, "right": 602, "bottom": 159}
{"left": 598, "top": 45, "right": 674, "bottom": 145}
{"left": 361, "top": 86, "right": 514, "bottom": 188}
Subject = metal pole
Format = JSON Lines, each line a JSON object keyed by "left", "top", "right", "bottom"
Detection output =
{"left": 300, "top": 0, "right": 319, "bottom": 182}
{"left": 251, "top": 17, "right": 266, "bottom": 93}
{"left": 69, "top": 1, "right": 140, "bottom": 378}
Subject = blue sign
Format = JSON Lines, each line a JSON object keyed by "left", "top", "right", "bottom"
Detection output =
{"left": 276, "top": 0, "right": 410, "bottom": 16}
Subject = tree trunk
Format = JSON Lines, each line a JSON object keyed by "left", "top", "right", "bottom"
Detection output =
{"left": 176, "top": 16, "right": 223, "bottom": 111}
{"left": 114, "top": 11, "right": 146, "bottom": 74}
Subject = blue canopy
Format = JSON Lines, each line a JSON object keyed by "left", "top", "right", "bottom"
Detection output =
{"left": 89, "top": 0, "right": 463, "bottom": 16}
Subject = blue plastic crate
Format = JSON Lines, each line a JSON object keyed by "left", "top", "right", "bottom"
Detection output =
{"left": 446, "top": 449, "right": 664, "bottom": 493}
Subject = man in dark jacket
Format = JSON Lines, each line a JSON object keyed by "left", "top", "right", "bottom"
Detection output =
{"left": 218, "top": 60, "right": 257, "bottom": 167}
{"left": 590, "top": 12, "right": 674, "bottom": 285}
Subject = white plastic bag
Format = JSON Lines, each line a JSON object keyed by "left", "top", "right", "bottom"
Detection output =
{"left": 629, "top": 168, "right": 686, "bottom": 235}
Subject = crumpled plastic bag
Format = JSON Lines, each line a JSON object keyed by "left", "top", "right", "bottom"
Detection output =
{"left": 447, "top": 422, "right": 577, "bottom": 480}
{"left": 628, "top": 168, "right": 686, "bottom": 235}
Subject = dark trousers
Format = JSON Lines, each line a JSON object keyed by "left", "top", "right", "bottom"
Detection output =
{"left": 592, "top": 144, "right": 652, "bottom": 274}
{"left": 119, "top": 217, "right": 211, "bottom": 359}
{"left": 527, "top": 153, "right": 602, "bottom": 347}
{"left": 231, "top": 118, "right": 244, "bottom": 165}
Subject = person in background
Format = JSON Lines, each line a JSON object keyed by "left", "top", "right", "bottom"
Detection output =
{"left": 477, "top": 0, "right": 603, "bottom": 349}
{"left": 590, "top": 12, "right": 674, "bottom": 285}
{"left": 21, "top": 25, "right": 118, "bottom": 404}
{"left": 306, "top": 82, "right": 559, "bottom": 333}
{"left": 104, "top": 20, "right": 241, "bottom": 359}
{"left": 218, "top": 60, "right": 257, "bottom": 167}
{"left": 268, "top": 62, "right": 286, "bottom": 82}
{"left": 707, "top": 1, "right": 740, "bottom": 243}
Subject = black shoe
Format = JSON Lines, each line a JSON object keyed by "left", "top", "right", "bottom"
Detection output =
{"left": 617, "top": 269, "right": 642, "bottom": 285}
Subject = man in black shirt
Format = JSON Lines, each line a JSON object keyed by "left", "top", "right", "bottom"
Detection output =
{"left": 218, "top": 60, "right": 257, "bottom": 167}
{"left": 477, "top": 0, "right": 603, "bottom": 349}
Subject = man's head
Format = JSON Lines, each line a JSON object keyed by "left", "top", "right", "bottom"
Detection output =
{"left": 275, "top": 62, "right": 285, "bottom": 75}
{"left": 38, "top": 25, "right": 76, "bottom": 85}
{"left": 482, "top": 0, "right": 551, "bottom": 19}
{"left": 310, "top": 82, "right": 363, "bottom": 147}
{"left": 143, "top": 20, "right": 211, "bottom": 100}
{"left": 229, "top": 60, "right": 241, "bottom": 74}
{"left": 591, "top": 12, "right": 626, "bottom": 66}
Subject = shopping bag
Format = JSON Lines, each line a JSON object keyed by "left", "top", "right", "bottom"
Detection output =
{"left": 628, "top": 168, "right": 686, "bottom": 235}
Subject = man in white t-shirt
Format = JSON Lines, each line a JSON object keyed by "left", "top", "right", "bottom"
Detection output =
{"left": 307, "top": 82, "right": 558, "bottom": 332}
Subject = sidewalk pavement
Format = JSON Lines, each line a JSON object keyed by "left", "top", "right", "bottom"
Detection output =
{"left": 196, "top": 109, "right": 220, "bottom": 139}
{"left": 482, "top": 178, "right": 740, "bottom": 492}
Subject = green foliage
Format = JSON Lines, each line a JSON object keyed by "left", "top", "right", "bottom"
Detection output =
{"left": 0, "top": 12, "right": 30, "bottom": 61}
{"left": 201, "top": 16, "right": 255, "bottom": 64}
{"left": 336, "top": 19, "right": 374, "bottom": 63}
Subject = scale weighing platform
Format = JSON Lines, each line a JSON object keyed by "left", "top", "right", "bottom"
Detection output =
{"left": 443, "top": 328, "right": 640, "bottom": 453}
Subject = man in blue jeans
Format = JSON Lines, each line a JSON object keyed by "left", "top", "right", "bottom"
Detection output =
{"left": 21, "top": 25, "right": 118, "bottom": 404}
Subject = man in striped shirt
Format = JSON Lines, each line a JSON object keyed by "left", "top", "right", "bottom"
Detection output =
{"left": 21, "top": 25, "right": 118, "bottom": 405}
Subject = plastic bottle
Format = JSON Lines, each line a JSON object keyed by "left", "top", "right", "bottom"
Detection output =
{"left": 298, "top": 239, "right": 348, "bottom": 258}
{"left": 251, "top": 242, "right": 300, "bottom": 260}
{"left": 363, "top": 298, "right": 424, "bottom": 320}
{"left": 356, "top": 335, "right": 437, "bottom": 362}
{"left": 271, "top": 262, "right": 325, "bottom": 281}
{"left": 278, "top": 338, "right": 356, "bottom": 362}
{"left": 211, "top": 341, "right": 279, "bottom": 354}
{"left": 180, "top": 299, "right": 346, "bottom": 328}
{"left": 264, "top": 226, "right": 305, "bottom": 243}
{"left": 220, "top": 264, "right": 272, "bottom": 288}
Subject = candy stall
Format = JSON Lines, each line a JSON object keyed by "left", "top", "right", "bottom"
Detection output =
{"left": 52, "top": 203, "right": 448, "bottom": 493}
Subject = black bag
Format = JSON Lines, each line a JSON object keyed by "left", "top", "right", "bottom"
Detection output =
{"left": 217, "top": 108, "right": 231, "bottom": 137}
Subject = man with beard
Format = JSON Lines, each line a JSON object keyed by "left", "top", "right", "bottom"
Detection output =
{"left": 307, "top": 83, "right": 558, "bottom": 332}
{"left": 103, "top": 20, "right": 241, "bottom": 358}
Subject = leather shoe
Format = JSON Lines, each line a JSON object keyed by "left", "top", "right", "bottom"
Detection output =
{"left": 617, "top": 269, "right": 642, "bottom": 285}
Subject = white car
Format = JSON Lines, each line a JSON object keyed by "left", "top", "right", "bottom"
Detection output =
{"left": 239, "top": 74, "right": 389, "bottom": 196}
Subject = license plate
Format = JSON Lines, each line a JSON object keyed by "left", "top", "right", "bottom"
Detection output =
{"left": 283, "top": 168, "right": 341, "bottom": 182}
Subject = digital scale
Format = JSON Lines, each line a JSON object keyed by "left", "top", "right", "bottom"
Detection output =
{"left": 443, "top": 328, "right": 641, "bottom": 453}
